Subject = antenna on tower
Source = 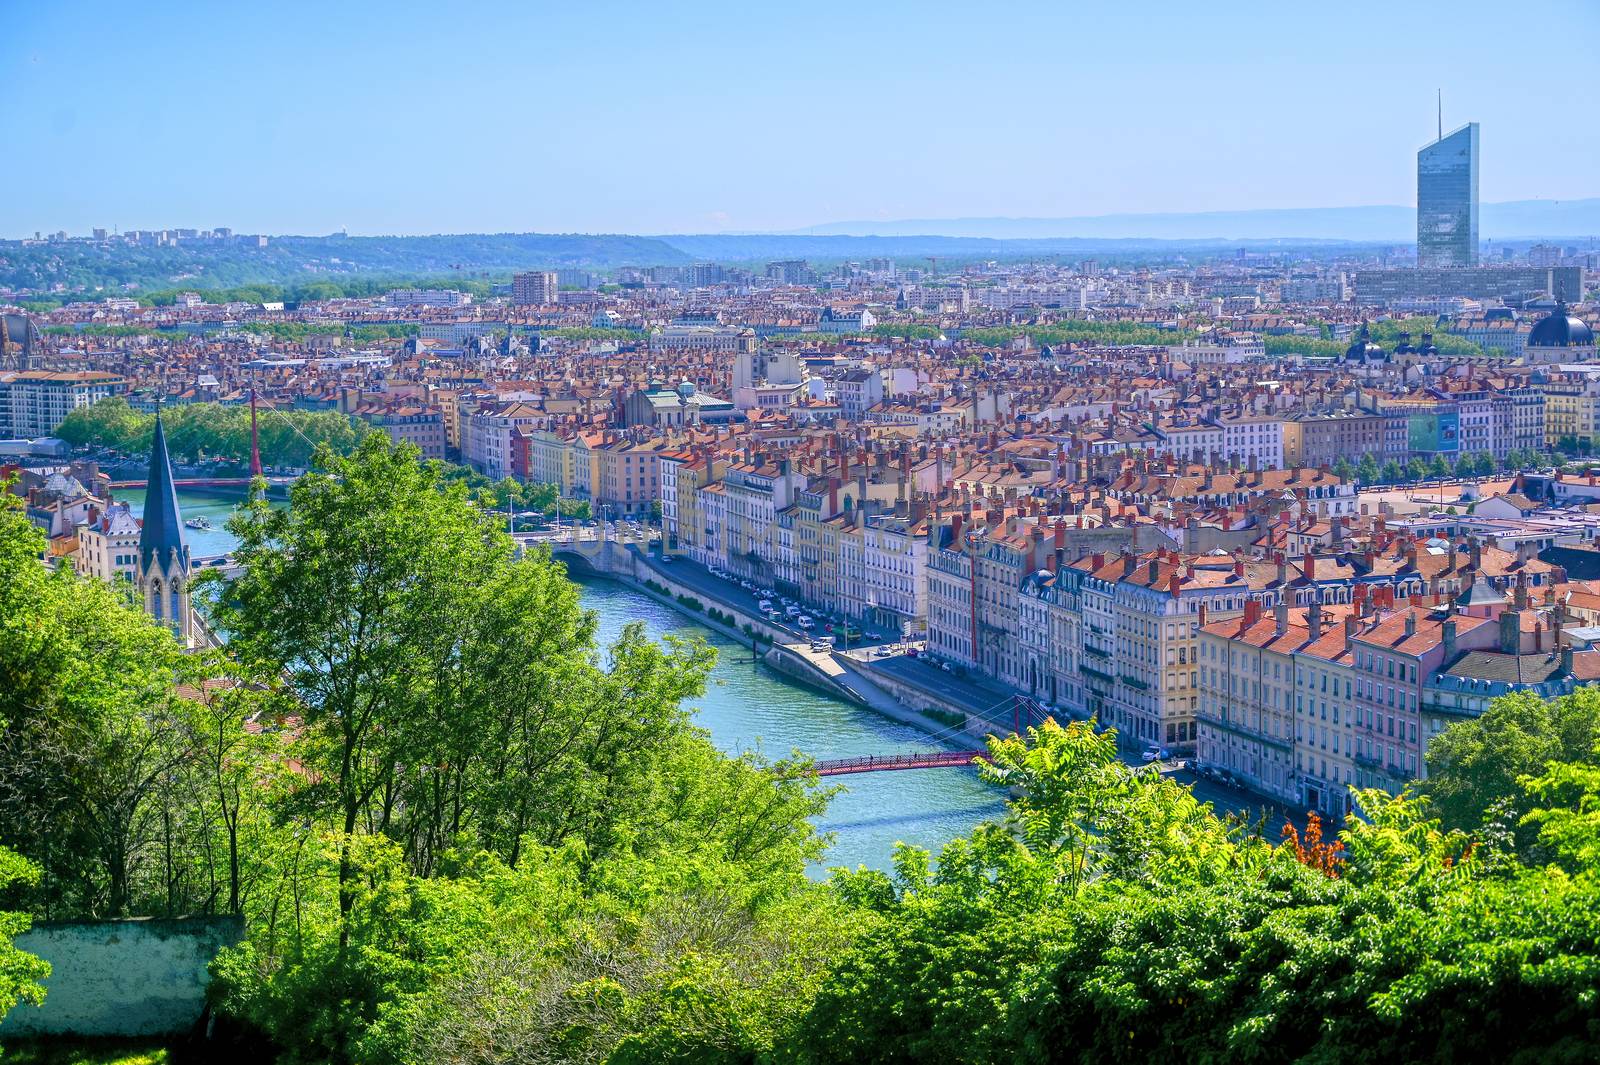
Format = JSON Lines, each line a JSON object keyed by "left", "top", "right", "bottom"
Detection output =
{"left": 1437, "top": 88, "right": 1442, "bottom": 140}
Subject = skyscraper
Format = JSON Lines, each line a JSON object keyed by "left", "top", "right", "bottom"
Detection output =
{"left": 1417, "top": 122, "right": 1479, "bottom": 268}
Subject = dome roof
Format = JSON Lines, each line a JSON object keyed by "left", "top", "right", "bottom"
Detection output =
{"left": 1528, "top": 303, "right": 1595, "bottom": 349}
{"left": 1344, "top": 323, "right": 1387, "bottom": 362}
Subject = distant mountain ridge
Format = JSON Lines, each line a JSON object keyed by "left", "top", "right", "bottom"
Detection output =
{"left": 788, "top": 199, "right": 1600, "bottom": 241}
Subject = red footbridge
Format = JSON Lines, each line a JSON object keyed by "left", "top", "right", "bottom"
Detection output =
{"left": 809, "top": 750, "right": 989, "bottom": 777}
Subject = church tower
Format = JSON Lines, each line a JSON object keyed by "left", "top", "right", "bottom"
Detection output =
{"left": 137, "top": 411, "right": 194, "bottom": 647}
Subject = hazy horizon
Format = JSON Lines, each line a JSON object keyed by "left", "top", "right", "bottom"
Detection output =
{"left": 6, "top": 0, "right": 1597, "bottom": 238}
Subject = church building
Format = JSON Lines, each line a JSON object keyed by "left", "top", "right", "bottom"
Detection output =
{"left": 136, "top": 412, "right": 196, "bottom": 648}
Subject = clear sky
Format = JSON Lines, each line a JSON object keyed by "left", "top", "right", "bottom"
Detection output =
{"left": 4, "top": 0, "right": 1596, "bottom": 237}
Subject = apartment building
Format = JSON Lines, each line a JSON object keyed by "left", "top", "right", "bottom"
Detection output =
{"left": 463, "top": 401, "right": 542, "bottom": 481}
{"left": 511, "top": 271, "right": 558, "bottom": 307}
{"left": 356, "top": 404, "right": 447, "bottom": 461}
{"left": 74, "top": 500, "right": 141, "bottom": 585}
{"left": 1, "top": 370, "right": 125, "bottom": 437}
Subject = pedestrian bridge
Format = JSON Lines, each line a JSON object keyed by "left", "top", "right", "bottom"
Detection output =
{"left": 806, "top": 750, "right": 989, "bottom": 777}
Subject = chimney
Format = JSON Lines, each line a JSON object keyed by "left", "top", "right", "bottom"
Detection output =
{"left": 1303, "top": 552, "right": 1317, "bottom": 582}
{"left": 1443, "top": 618, "right": 1457, "bottom": 662}
{"left": 1244, "top": 599, "right": 1262, "bottom": 627}
{"left": 1169, "top": 571, "right": 1182, "bottom": 598}
{"left": 1343, "top": 613, "right": 1359, "bottom": 648}
{"left": 1275, "top": 602, "right": 1289, "bottom": 635}
{"left": 1123, "top": 554, "right": 1137, "bottom": 578}
{"left": 1404, "top": 613, "right": 1417, "bottom": 638}
{"left": 1234, "top": 559, "right": 1246, "bottom": 579}
{"left": 1198, "top": 603, "right": 1208, "bottom": 629}
{"left": 1535, "top": 621, "right": 1544, "bottom": 653}
{"left": 1562, "top": 644, "right": 1575, "bottom": 675}
{"left": 1309, "top": 601, "right": 1324, "bottom": 640}
{"left": 1514, "top": 571, "right": 1529, "bottom": 611}
{"left": 1091, "top": 552, "right": 1105, "bottom": 571}
{"left": 1499, "top": 610, "right": 1520, "bottom": 655}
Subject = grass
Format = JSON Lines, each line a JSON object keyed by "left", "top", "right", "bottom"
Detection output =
{"left": 1, "top": 1038, "right": 168, "bottom": 1065}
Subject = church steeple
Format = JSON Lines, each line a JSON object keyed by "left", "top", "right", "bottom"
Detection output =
{"left": 139, "top": 410, "right": 189, "bottom": 575}
{"left": 137, "top": 410, "right": 194, "bottom": 646}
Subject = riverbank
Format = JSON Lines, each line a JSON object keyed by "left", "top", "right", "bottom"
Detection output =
{"left": 569, "top": 553, "right": 979, "bottom": 744}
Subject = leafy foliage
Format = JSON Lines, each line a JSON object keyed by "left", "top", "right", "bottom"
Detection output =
{"left": 56, "top": 398, "right": 364, "bottom": 471}
{"left": 788, "top": 718, "right": 1600, "bottom": 1065}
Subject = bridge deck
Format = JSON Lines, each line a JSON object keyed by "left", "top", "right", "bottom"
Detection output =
{"left": 808, "top": 750, "right": 988, "bottom": 777}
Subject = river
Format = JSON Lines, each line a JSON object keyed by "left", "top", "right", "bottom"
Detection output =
{"left": 135, "top": 491, "right": 1005, "bottom": 873}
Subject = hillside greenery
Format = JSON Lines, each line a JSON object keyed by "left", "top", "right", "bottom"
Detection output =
{"left": 0, "top": 233, "right": 688, "bottom": 300}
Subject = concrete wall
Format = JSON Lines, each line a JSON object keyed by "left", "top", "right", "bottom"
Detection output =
{"left": 1, "top": 917, "right": 242, "bottom": 1037}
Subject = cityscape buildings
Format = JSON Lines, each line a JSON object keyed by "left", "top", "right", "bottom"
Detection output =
{"left": 5, "top": 115, "right": 1598, "bottom": 826}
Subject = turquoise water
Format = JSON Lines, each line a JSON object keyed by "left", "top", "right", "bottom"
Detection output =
{"left": 124, "top": 488, "right": 259, "bottom": 559}
{"left": 579, "top": 578, "right": 1005, "bottom": 873}
{"left": 144, "top": 492, "right": 1004, "bottom": 873}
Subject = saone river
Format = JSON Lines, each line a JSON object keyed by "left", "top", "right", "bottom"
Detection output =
{"left": 132, "top": 491, "right": 1005, "bottom": 873}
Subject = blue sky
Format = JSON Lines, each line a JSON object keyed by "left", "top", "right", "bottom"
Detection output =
{"left": 4, "top": 0, "right": 1595, "bottom": 237}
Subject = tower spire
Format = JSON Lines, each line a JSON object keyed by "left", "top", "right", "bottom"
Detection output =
{"left": 138, "top": 408, "right": 189, "bottom": 576}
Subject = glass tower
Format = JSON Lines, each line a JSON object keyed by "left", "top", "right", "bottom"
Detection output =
{"left": 1416, "top": 122, "right": 1479, "bottom": 268}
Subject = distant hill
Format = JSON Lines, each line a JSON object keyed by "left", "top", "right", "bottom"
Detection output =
{"left": 0, "top": 232, "right": 690, "bottom": 298}
{"left": 659, "top": 233, "right": 1372, "bottom": 262}
{"left": 789, "top": 199, "right": 1600, "bottom": 241}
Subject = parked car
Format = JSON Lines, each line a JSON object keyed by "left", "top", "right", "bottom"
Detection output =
{"left": 1140, "top": 744, "right": 1171, "bottom": 763}
{"left": 797, "top": 616, "right": 814, "bottom": 629}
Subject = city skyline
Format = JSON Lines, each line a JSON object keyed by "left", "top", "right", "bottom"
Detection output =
{"left": 5, "top": 0, "right": 1597, "bottom": 238}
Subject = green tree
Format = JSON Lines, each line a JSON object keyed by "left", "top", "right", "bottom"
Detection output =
{"left": 1357, "top": 452, "right": 1380, "bottom": 485}
{"left": 1381, "top": 459, "right": 1404, "bottom": 483}
{"left": 1332, "top": 455, "right": 1355, "bottom": 482}
{"left": 1429, "top": 454, "right": 1453, "bottom": 479}
{"left": 1423, "top": 688, "right": 1600, "bottom": 838}
{"left": 0, "top": 482, "right": 212, "bottom": 917}
{"left": 1407, "top": 457, "right": 1429, "bottom": 482}
{"left": 1474, "top": 451, "right": 1497, "bottom": 476}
